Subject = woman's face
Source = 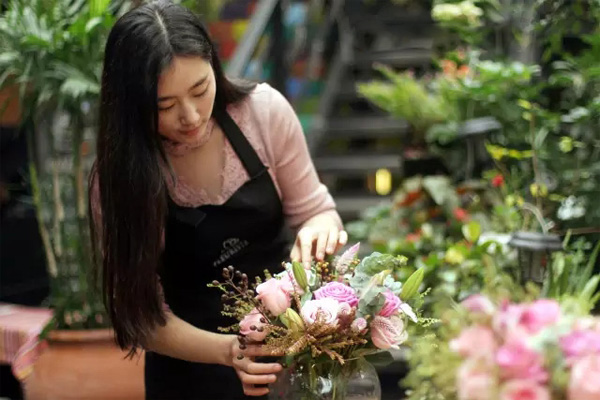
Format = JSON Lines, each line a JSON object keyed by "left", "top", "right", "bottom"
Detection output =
{"left": 157, "top": 56, "right": 216, "bottom": 144}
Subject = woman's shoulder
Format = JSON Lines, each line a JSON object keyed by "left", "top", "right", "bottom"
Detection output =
{"left": 245, "top": 82, "right": 289, "bottom": 114}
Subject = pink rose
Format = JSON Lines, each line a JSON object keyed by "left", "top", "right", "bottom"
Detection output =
{"left": 496, "top": 340, "right": 548, "bottom": 383}
{"left": 378, "top": 290, "right": 402, "bottom": 317}
{"left": 568, "top": 354, "right": 600, "bottom": 400}
{"left": 560, "top": 329, "right": 600, "bottom": 364}
{"left": 493, "top": 304, "right": 530, "bottom": 341}
{"left": 279, "top": 272, "right": 305, "bottom": 295}
{"left": 450, "top": 325, "right": 498, "bottom": 362}
{"left": 351, "top": 318, "right": 368, "bottom": 334}
{"left": 519, "top": 299, "right": 561, "bottom": 334}
{"left": 300, "top": 298, "right": 340, "bottom": 326}
{"left": 239, "top": 308, "right": 269, "bottom": 341}
{"left": 314, "top": 282, "right": 358, "bottom": 307}
{"left": 456, "top": 359, "right": 495, "bottom": 400}
{"left": 370, "top": 315, "right": 408, "bottom": 350}
{"left": 499, "top": 380, "right": 550, "bottom": 400}
{"left": 256, "top": 278, "right": 292, "bottom": 317}
{"left": 462, "top": 294, "right": 496, "bottom": 317}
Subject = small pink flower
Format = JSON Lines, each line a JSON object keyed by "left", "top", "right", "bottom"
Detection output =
{"left": 499, "top": 380, "right": 550, "bottom": 400}
{"left": 239, "top": 308, "right": 269, "bottom": 341}
{"left": 450, "top": 325, "right": 498, "bottom": 362}
{"left": 456, "top": 359, "right": 495, "bottom": 400}
{"left": 301, "top": 298, "right": 340, "bottom": 326}
{"left": 568, "top": 354, "right": 600, "bottom": 400}
{"left": 256, "top": 278, "right": 292, "bottom": 317}
{"left": 378, "top": 290, "right": 403, "bottom": 317}
{"left": 462, "top": 294, "right": 496, "bottom": 317}
{"left": 279, "top": 271, "right": 305, "bottom": 295}
{"left": 314, "top": 282, "right": 359, "bottom": 307}
{"left": 519, "top": 299, "right": 561, "bottom": 334}
{"left": 335, "top": 243, "right": 360, "bottom": 274}
{"left": 560, "top": 329, "right": 600, "bottom": 364}
{"left": 370, "top": 315, "right": 408, "bottom": 350}
{"left": 496, "top": 340, "right": 548, "bottom": 383}
{"left": 351, "top": 318, "right": 368, "bottom": 334}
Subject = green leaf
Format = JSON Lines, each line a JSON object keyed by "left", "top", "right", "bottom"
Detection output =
{"left": 292, "top": 261, "right": 308, "bottom": 291}
{"left": 577, "top": 242, "right": 600, "bottom": 292}
{"left": 355, "top": 252, "right": 407, "bottom": 276}
{"left": 400, "top": 268, "right": 424, "bottom": 301}
{"left": 580, "top": 275, "right": 600, "bottom": 305}
{"left": 85, "top": 17, "right": 104, "bottom": 34}
{"left": 461, "top": 221, "right": 481, "bottom": 243}
{"left": 358, "top": 288, "right": 385, "bottom": 317}
{"left": 363, "top": 351, "right": 394, "bottom": 366}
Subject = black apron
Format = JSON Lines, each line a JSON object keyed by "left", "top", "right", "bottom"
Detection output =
{"left": 145, "top": 108, "right": 292, "bottom": 399}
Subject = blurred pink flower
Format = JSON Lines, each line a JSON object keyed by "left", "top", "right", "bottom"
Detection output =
{"left": 560, "top": 329, "right": 600, "bottom": 364}
{"left": 239, "top": 308, "right": 269, "bottom": 341}
{"left": 456, "top": 359, "right": 495, "bottom": 400}
{"left": 314, "top": 282, "right": 358, "bottom": 307}
{"left": 496, "top": 340, "right": 548, "bottom": 383}
{"left": 450, "top": 325, "right": 498, "bottom": 362}
{"left": 256, "top": 278, "right": 291, "bottom": 316}
{"left": 378, "top": 290, "right": 402, "bottom": 317}
{"left": 370, "top": 315, "right": 408, "bottom": 350}
{"left": 499, "top": 380, "right": 550, "bottom": 400}
{"left": 301, "top": 298, "right": 340, "bottom": 326}
{"left": 519, "top": 299, "right": 561, "bottom": 334}
{"left": 568, "top": 354, "right": 600, "bottom": 400}
{"left": 462, "top": 294, "right": 495, "bottom": 317}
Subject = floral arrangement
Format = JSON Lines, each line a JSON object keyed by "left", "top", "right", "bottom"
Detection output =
{"left": 450, "top": 294, "right": 600, "bottom": 400}
{"left": 210, "top": 244, "right": 428, "bottom": 398}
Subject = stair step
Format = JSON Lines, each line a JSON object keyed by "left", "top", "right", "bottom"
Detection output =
{"left": 315, "top": 153, "right": 402, "bottom": 174}
{"left": 334, "top": 194, "right": 393, "bottom": 220}
{"left": 354, "top": 48, "right": 432, "bottom": 68}
{"left": 317, "top": 116, "right": 410, "bottom": 140}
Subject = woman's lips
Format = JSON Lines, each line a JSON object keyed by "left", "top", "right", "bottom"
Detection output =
{"left": 180, "top": 126, "right": 201, "bottom": 136}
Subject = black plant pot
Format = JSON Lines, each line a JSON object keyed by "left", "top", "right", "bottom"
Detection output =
{"left": 508, "top": 231, "right": 563, "bottom": 284}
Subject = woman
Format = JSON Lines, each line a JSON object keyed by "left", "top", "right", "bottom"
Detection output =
{"left": 90, "top": 1, "right": 346, "bottom": 399}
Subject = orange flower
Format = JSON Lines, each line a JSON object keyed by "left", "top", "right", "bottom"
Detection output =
{"left": 453, "top": 207, "right": 469, "bottom": 222}
{"left": 457, "top": 65, "right": 470, "bottom": 78}
{"left": 441, "top": 59, "right": 457, "bottom": 76}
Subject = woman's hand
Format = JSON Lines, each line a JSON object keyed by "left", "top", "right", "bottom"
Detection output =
{"left": 290, "top": 214, "right": 348, "bottom": 268}
{"left": 229, "top": 336, "right": 283, "bottom": 396}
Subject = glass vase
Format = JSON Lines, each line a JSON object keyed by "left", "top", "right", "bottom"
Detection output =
{"left": 268, "top": 357, "right": 381, "bottom": 400}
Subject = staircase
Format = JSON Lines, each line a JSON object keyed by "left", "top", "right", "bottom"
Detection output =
{"left": 305, "top": 0, "right": 436, "bottom": 222}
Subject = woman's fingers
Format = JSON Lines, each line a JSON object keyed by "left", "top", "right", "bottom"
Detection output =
{"left": 315, "top": 230, "right": 329, "bottom": 260}
{"left": 298, "top": 227, "right": 314, "bottom": 268}
{"left": 325, "top": 227, "right": 339, "bottom": 256}
{"left": 242, "top": 383, "right": 270, "bottom": 397}
{"left": 238, "top": 370, "right": 278, "bottom": 385}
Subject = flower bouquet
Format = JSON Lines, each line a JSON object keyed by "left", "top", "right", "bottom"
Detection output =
{"left": 209, "top": 244, "right": 428, "bottom": 400}
{"left": 450, "top": 295, "right": 600, "bottom": 400}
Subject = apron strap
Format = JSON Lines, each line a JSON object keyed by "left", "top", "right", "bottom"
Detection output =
{"left": 213, "top": 107, "right": 266, "bottom": 178}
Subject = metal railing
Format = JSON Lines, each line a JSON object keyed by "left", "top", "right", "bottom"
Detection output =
{"left": 225, "top": 0, "right": 286, "bottom": 95}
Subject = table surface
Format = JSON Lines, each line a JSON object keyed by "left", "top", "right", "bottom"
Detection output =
{"left": 0, "top": 303, "right": 53, "bottom": 380}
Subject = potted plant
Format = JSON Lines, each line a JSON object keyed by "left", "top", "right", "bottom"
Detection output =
{"left": 0, "top": 1, "right": 144, "bottom": 398}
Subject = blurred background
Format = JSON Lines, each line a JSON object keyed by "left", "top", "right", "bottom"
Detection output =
{"left": 1, "top": 0, "right": 598, "bottom": 399}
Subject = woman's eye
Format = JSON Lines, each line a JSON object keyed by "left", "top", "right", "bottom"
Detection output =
{"left": 193, "top": 90, "right": 207, "bottom": 98}
{"left": 158, "top": 104, "right": 175, "bottom": 111}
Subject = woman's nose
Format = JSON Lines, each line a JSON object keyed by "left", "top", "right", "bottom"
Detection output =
{"left": 179, "top": 101, "right": 200, "bottom": 126}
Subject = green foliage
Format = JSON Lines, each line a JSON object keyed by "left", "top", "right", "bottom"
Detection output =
{"left": 357, "top": 65, "right": 457, "bottom": 141}
{"left": 0, "top": 0, "right": 132, "bottom": 330}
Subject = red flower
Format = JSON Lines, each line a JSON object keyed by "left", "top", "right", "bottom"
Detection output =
{"left": 406, "top": 233, "right": 421, "bottom": 243}
{"left": 453, "top": 208, "right": 469, "bottom": 222}
{"left": 492, "top": 174, "right": 505, "bottom": 188}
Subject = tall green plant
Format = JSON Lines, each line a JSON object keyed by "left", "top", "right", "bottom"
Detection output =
{"left": 0, "top": 0, "right": 131, "bottom": 329}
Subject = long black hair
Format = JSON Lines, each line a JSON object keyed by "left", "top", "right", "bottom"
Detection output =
{"left": 89, "top": 0, "right": 255, "bottom": 352}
